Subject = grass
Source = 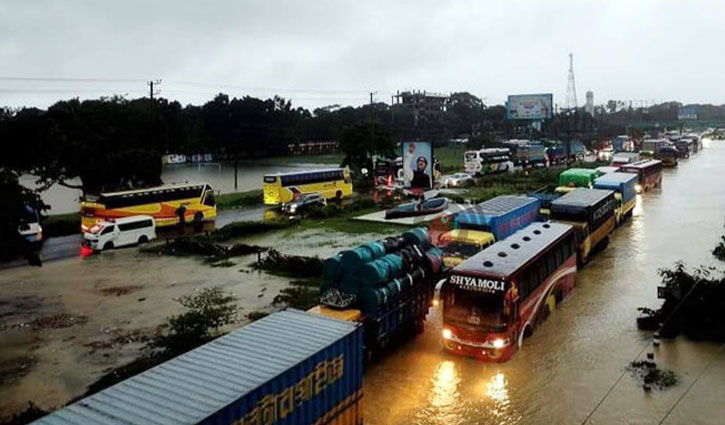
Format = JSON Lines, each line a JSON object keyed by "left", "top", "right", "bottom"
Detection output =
{"left": 216, "top": 189, "right": 263, "bottom": 210}
{"left": 435, "top": 146, "right": 466, "bottom": 173}
{"left": 254, "top": 154, "right": 344, "bottom": 166}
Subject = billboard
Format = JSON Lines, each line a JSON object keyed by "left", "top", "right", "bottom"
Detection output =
{"left": 507, "top": 94, "right": 553, "bottom": 120}
{"left": 678, "top": 106, "right": 698, "bottom": 120}
{"left": 402, "top": 141, "right": 433, "bottom": 189}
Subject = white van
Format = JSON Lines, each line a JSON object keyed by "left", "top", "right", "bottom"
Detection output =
{"left": 83, "top": 215, "right": 156, "bottom": 251}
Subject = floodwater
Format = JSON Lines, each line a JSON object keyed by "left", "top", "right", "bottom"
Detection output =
{"left": 21, "top": 161, "right": 322, "bottom": 214}
{"left": 363, "top": 139, "right": 725, "bottom": 425}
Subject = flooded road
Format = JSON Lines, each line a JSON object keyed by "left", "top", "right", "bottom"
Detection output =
{"left": 363, "top": 140, "right": 725, "bottom": 425}
{"left": 22, "top": 161, "right": 322, "bottom": 214}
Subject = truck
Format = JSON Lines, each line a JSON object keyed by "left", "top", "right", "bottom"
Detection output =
{"left": 550, "top": 188, "right": 616, "bottom": 265}
{"left": 316, "top": 228, "right": 443, "bottom": 358}
{"left": 544, "top": 141, "right": 567, "bottom": 165}
{"left": 593, "top": 172, "right": 638, "bottom": 225}
{"left": 32, "top": 310, "right": 364, "bottom": 425}
{"left": 557, "top": 168, "right": 603, "bottom": 192}
{"left": 502, "top": 140, "right": 546, "bottom": 167}
{"left": 611, "top": 152, "right": 640, "bottom": 167}
{"left": 612, "top": 135, "right": 634, "bottom": 152}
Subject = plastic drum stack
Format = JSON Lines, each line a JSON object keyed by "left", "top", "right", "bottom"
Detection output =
{"left": 322, "top": 228, "right": 444, "bottom": 318}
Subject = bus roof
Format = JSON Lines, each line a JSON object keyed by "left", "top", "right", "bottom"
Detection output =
{"left": 100, "top": 182, "right": 208, "bottom": 197}
{"left": 453, "top": 221, "right": 573, "bottom": 279}
{"left": 594, "top": 172, "right": 638, "bottom": 186}
{"left": 620, "top": 159, "right": 662, "bottom": 170}
{"left": 460, "top": 195, "right": 538, "bottom": 218}
{"left": 263, "top": 168, "right": 345, "bottom": 178}
{"left": 551, "top": 188, "right": 614, "bottom": 208}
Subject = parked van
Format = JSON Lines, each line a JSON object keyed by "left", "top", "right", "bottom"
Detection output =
{"left": 83, "top": 215, "right": 156, "bottom": 251}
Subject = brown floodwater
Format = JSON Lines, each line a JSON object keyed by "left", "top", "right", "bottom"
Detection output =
{"left": 363, "top": 139, "right": 725, "bottom": 425}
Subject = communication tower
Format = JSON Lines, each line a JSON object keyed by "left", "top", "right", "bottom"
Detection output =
{"left": 565, "top": 53, "right": 578, "bottom": 110}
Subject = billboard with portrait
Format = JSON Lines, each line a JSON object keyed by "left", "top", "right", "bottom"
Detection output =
{"left": 402, "top": 141, "right": 433, "bottom": 189}
{"left": 507, "top": 94, "right": 553, "bottom": 120}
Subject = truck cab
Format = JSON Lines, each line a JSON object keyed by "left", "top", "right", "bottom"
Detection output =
{"left": 438, "top": 229, "right": 495, "bottom": 268}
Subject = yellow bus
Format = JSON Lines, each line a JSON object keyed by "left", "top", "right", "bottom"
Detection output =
{"left": 550, "top": 188, "right": 616, "bottom": 265}
{"left": 80, "top": 183, "right": 217, "bottom": 231}
{"left": 262, "top": 168, "right": 353, "bottom": 206}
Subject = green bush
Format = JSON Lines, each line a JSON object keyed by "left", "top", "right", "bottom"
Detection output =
{"left": 150, "top": 287, "right": 238, "bottom": 356}
{"left": 216, "top": 190, "right": 263, "bottom": 209}
{"left": 42, "top": 213, "right": 80, "bottom": 238}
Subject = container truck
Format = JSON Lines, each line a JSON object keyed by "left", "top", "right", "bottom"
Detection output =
{"left": 594, "top": 172, "right": 638, "bottom": 225}
{"left": 31, "top": 310, "right": 364, "bottom": 425}
{"left": 550, "top": 188, "right": 616, "bottom": 265}
{"left": 315, "top": 228, "right": 444, "bottom": 358}
{"left": 432, "top": 196, "right": 540, "bottom": 265}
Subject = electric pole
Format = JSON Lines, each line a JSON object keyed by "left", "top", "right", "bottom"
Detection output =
{"left": 148, "top": 79, "right": 162, "bottom": 150}
{"left": 370, "top": 92, "right": 377, "bottom": 148}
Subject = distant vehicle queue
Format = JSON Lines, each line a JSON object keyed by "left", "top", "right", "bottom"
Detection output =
{"left": 437, "top": 160, "right": 665, "bottom": 362}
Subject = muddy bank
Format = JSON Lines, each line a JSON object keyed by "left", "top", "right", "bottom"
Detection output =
{"left": 0, "top": 227, "right": 391, "bottom": 419}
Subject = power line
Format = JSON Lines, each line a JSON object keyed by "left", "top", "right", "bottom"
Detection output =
{"left": 164, "top": 79, "right": 369, "bottom": 94}
{"left": 0, "top": 76, "right": 147, "bottom": 83}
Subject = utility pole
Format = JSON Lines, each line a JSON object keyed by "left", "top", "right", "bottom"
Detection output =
{"left": 148, "top": 79, "right": 162, "bottom": 150}
{"left": 370, "top": 92, "right": 376, "bottom": 148}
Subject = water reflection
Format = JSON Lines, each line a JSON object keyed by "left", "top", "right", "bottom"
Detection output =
{"left": 485, "top": 372, "right": 509, "bottom": 405}
{"left": 420, "top": 360, "right": 462, "bottom": 425}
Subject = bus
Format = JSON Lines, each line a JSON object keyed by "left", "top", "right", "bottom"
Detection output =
{"left": 464, "top": 148, "right": 513, "bottom": 176}
{"left": 550, "top": 188, "right": 616, "bottom": 265}
{"left": 617, "top": 159, "right": 662, "bottom": 193}
{"left": 263, "top": 168, "right": 353, "bottom": 206}
{"left": 80, "top": 183, "right": 217, "bottom": 231}
{"left": 441, "top": 221, "right": 577, "bottom": 362}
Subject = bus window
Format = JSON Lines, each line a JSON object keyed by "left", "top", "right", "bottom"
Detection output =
{"left": 204, "top": 190, "right": 216, "bottom": 207}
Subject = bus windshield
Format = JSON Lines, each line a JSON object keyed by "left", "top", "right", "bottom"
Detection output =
{"left": 443, "top": 285, "right": 507, "bottom": 331}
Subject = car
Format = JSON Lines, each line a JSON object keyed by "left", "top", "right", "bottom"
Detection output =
{"left": 83, "top": 215, "right": 156, "bottom": 251}
{"left": 440, "top": 172, "right": 473, "bottom": 187}
{"left": 282, "top": 193, "right": 327, "bottom": 215}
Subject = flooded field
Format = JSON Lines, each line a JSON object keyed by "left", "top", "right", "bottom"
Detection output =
{"left": 0, "top": 228, "right": 391, "bottom": 418}
{"left": 364, "top": 140, "right": 725, "bottom": 425}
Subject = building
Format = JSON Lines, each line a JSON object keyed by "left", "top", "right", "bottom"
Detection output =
{"left": 585, "top": 91, "right": 594, "bottom": 115}
{"left": 395, "top": 90, "right": 449, "bottom": 126}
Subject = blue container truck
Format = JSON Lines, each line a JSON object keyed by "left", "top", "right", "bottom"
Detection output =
{"left": 315, "top": 228, "right": 444, "bottom": 358}
{"left": 31, "top": 310, "right": 364, "bottom": 425}
{"left": 594, "top": 172, "right": 638, "bottom": 225}
{"left": 454, "top": 195, "right": 541, "bottom": 241}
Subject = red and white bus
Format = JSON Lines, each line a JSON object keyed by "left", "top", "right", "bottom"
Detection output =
{"left": 441, "top": 221, "right": 577, "bottom": 362}
{"left": 617, "top": 159, "right": 662, "bottom": 193}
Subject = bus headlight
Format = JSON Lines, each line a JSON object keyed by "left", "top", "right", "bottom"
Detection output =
{"left": 635, "top": 184, "right": 642, "bottom": 193}
{"left": 442, "top": 328, "right": 453, "bottom": 340}
{"left": 492, "top": 338, "right": 506, "bottom": 349}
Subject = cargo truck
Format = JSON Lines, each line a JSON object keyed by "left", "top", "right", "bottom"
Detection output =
{"left": 550, "top": 188, "right": 616, "bottom": 265}
{"left": 556, "top": 168, "right": 603, "bottom": 193}
{"left": 31, "top": 310, "right": 364, "bottom": 425}
{"left": 314, "top": 228, "right": 444, "bottom": 359}
{"left": 594, "top": 172, "right": 638, "bottom": 225}
{"left": 431, "top": 196, "right": 541, "bottom": 266}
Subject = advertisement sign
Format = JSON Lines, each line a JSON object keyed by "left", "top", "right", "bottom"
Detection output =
{"left": 402, "top": 141, "right": 433, "bottom": 189}
{"left": 678, "top": 106, "right": 698, "bottom": 120}
{"left": 507, "top": 94, "right": 553, "bottom": 120}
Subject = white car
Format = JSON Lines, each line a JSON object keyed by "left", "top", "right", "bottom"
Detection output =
{"left": 441, "top": 173, "right": 473, "bottom": 187}
{"left": 83, "top": 215, "right": 156, "bottom": 251}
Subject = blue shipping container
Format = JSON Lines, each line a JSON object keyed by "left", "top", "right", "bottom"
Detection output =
{"left": 32, "top": 310, "right": 363, "bottom": 425}
{"left": 594, "top": 172, "right": 638, "bottom": 204}
{"left": 455, "top": 195, "right": 541, "bottom": 241}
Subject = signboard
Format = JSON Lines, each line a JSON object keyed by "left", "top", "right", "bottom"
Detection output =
{"left": 402, "top": 141, "right": 433, "bottom": 189}
{"left": 507, "top": 94, "right": 553, "bottom": 120}
{"left": 449, "top": 274, "right": 506, "bottom": 293}
{"left": 678, "top": 106, "right": 698, "bottom": 120}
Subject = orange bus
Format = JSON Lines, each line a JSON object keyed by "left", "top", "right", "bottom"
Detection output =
{"left": 80, "top": 183, "right": 216, "bottom": 231}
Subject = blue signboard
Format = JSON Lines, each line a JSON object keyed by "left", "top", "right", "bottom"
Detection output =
{"left": 678, "top": 106, "right": 698, "bottom": 120}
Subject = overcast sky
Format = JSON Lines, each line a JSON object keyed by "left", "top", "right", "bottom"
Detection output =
{"left": 0, "top": 0, "right": 721, "bottom": 110}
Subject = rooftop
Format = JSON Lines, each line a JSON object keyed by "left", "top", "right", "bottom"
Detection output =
{"left": 452, "top": 221, "right": 573, "bottom": 278}
{"left": 551, "top": 188, "right": 614, "bottom": 208}
{"left": 595, "top": 172, "right": 639, "bottom": 185}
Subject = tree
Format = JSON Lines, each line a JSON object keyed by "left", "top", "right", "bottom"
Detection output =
{"left": 339, "top": 121, "right": 395, "bottom": 175}
{"left": 466, "top": 133, "right": 496, "bottom": 150}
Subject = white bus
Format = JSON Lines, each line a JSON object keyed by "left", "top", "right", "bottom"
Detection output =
{"left": 464, "top": 148, "right": 514, "bottom": 176}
